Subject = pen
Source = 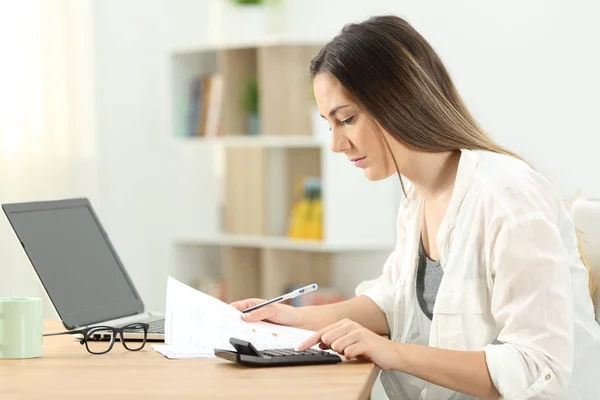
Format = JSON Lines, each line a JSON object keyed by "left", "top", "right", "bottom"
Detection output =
{"left": 241, "top": 283, "right": 319, "bottom": 313}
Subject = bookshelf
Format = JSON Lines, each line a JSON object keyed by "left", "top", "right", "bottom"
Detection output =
{"left": 167, "top": 35, "right": 399, "bottom": 304}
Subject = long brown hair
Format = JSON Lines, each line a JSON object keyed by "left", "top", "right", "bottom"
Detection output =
{"left": 310, "top": 15, "right": 595, "bottom": 295}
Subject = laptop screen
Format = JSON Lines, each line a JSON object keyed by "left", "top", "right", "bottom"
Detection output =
{"left": 2, "top": 199, "right": 144, "bottom": 329}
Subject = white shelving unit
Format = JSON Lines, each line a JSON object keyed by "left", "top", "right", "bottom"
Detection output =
{"left": 164, "top": 4, "right": 400, "bottom": 303}
{"left": 177, "top": 233, "right": 394, "bottom": 253}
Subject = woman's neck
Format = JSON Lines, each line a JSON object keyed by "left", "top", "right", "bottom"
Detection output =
{"left": 404, "top": 150, "right": 461, "bottom": 202}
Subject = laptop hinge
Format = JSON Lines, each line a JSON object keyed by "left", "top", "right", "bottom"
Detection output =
{"left": 83, "top": 312, "right": 156, "bottom": 328}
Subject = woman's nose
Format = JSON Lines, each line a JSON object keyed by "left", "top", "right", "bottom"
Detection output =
{"left": 330, "top": 128, "right": 351, "bottom": 153}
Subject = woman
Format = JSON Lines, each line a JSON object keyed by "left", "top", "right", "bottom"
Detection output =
{"left": 231, "top": 15, "right": 600, "bottom": 399}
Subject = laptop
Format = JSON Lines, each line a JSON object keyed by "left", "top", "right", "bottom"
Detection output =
{"left": 2, "top": 198, "right": 165, "bottom": 341}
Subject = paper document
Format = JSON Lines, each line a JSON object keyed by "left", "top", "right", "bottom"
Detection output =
{"left": 153, "top": 277, "right": 319, "bottom": 359}
{"left": 151, "top": 344, "right": 213, "bottom": 359}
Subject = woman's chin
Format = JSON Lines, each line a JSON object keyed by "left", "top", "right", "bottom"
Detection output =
{"left": 362, "top": 168, "right": 386, "bottom": 181}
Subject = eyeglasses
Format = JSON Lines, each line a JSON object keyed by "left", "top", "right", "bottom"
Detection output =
{"left": 43, "top": 323, "right": 149, "bottom": 355}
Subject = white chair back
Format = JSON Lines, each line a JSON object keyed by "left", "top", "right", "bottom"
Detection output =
{"left": 570, "top": 198, "right": 600, "bottom": 323}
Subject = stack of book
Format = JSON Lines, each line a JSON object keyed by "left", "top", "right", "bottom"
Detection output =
{"left": 186, "top": 73, "right": 223, "bottom": 137}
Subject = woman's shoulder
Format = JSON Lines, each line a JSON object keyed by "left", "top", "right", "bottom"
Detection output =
{"left": 472, "top": 150, "right": 533, "bottom": 183}
{"left": 469, "top": 150, "right": 565, "bottom": 221}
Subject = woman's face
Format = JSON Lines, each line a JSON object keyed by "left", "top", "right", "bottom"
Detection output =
{"left": 313, "top": 72, "right": 399, "bottom": 181}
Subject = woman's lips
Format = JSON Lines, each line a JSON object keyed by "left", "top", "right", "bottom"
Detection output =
{"left": 351, "top": 156, "right": 366, "bottom": 167}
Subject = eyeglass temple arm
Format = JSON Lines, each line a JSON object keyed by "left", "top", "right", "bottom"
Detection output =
{"left": 43, "top": 329, "right": 86, "bottom": 337}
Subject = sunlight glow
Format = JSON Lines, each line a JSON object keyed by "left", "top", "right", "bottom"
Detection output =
{"left": 0, "top": 0, "right": 42, "bottom": 159}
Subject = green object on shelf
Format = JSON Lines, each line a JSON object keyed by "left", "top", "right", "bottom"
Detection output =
{"left": 243, "top": 78, "right": 259, "bottom": 115}
{"left": 230, "top": 0, "right": 265, "bottom": 5}
{"left": 243, "top": 78, "right": 260, "bottom": 135}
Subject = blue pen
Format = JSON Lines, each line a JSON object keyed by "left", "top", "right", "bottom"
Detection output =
{"left": 241, "top": 284, "right": 318, "bottom": 313}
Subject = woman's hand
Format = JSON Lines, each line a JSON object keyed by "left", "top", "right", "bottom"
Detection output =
{"left": 296, "top": 318, "right": 399, "bottom": 370}
{"left": 230, "top": 298, "right": 305, "bottom": 328}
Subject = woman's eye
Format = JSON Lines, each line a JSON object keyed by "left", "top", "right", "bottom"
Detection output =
{"left": 341, "top": 116, "right": 355, "bottom": 126}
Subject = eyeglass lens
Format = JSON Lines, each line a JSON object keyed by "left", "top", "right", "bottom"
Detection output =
{"left": 121, "top": 323, "right": 147, "bottom": 351}
{"left": 85, "top": 326, "right": 115, "bottom": 354}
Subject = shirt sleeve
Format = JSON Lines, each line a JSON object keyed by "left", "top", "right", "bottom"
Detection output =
{"left": 357, "top": 250, "right": 398, "bottom": 335}
{"left": 355, "top": 200, "right": 409, "bottom": 337}
{"left": 483, "top": 212, "right": 574, "bottom": 399}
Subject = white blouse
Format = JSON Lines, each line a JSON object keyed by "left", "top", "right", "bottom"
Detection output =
{"left": 359, "top": 149, "right": 600, "bottom": 399}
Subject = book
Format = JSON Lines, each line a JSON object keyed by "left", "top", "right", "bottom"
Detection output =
{"left": 185, "top": 73, "right": 223, "bottom": 137}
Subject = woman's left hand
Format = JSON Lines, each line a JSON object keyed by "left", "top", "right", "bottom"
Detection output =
{"left": 296, "top": 318, "right": 399, "bottom": 370}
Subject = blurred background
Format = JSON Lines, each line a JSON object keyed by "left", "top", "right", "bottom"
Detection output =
{"left": 0, "top": 0, "right": 598, "bottom": 371}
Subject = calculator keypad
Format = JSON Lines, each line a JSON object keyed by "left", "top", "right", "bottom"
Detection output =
{"left": 260, "top": 348, "right": 330, "bottom": 357}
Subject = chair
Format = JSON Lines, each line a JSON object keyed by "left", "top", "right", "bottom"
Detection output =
{"left": 570, "top": 197, "right": 600, "bottom": 323}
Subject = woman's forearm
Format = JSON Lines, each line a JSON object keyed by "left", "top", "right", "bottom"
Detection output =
{"left": 392, "top": 343, "right": 501, "bottom": 400}
{"left": 295, "top": 298, "right": 499, "bottom": 398}
{"left": 297, "top": 295, "right": 389, "bottom": 335}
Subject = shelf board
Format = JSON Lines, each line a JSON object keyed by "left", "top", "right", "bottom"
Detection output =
{"left": 176, "top": 234, "right": 393, "bottom": 253}
{"left": 170, "top": 36, "right": 326, "bottom": 56}
{"left": 174, "top": 135, "right": 325, "bottom": 148}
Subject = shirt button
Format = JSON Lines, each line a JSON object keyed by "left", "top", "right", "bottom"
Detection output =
{"left": 545, "top": 374, "right": 551, "bottom": 380}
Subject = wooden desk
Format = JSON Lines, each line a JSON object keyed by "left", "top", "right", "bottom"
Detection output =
{"left": 0, "top": 321, "right": 378, "bottom": 399}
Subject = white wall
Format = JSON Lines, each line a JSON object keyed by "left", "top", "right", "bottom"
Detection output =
{"left": 93, "top": 0, "right": 172, "bottom": 313}
{"left": 398, "top": 0, "right": 600, "bottom": 199}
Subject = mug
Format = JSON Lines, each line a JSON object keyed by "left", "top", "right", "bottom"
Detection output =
{"left": 0, "top": 297, "right": 43, "bottom": 359}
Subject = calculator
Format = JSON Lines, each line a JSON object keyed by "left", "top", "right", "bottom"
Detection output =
{"left": 214, "top": 337, "right": 342, "bottom": 367}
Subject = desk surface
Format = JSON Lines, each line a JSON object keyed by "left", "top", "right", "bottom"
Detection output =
{"left": 0, "top": 321, "right": 377, "bottom": 399}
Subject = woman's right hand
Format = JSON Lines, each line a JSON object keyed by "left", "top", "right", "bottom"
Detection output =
{"left": 230, "top": 298, "right": 304, "bottom": 328}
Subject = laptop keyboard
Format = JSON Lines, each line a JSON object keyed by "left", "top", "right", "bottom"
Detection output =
{"left": 148, "top": 319, "right": 165, "bottom": 334}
